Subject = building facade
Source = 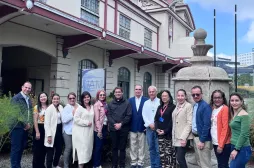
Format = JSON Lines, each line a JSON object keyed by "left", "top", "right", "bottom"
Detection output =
{"left": 238, "top": 52, "right": 254, "bottom": 66}
{"left": 0, "top": 0, "right": 195, "bottom": 101}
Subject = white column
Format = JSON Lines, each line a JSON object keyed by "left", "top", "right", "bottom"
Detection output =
{"left": 49, "top": 37, "right": 71, "bottom": 101}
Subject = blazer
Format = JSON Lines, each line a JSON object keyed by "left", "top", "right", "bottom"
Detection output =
{"left": 154, "top": 104, "right": 176, "bottom": 138}
{"left": 11, "top": 92, "right": 32, "bottom": 129}
{"left": 93, "top": 101, "right": 107, "bottom": 133}
{"left": 172, "top": 101, "right": 193, "bottom": 147}
{"left": 44, "top": 104, "right": 63, "bottom": 147}
{"left": 213, "top": 105, "right": 231, "bottom": 148}
{"left": 129, "top": 96, "right": 148, "bottom": 132}
{"left": 195, "top": 99, "right": 212, "bottom": 143}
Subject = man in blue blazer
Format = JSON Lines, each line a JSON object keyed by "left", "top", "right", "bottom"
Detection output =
{"left": 191, "top": 85, "right": 212, "bottom": 168}
{"left": 129, "top": 85, "right": 148, "bottom": 168}
{"left": 10, "top": 82, "right": 33, "bottom": 168}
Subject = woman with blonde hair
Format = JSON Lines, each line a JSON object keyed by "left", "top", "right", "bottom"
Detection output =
{"left": 44, "top": 93, "right": 63, "bottom": 168}
{"left": 92, "top": 90, "right": 108, "bottom": 168}
{"left": 172, "top": 89, "right": 193, "bottom": 168}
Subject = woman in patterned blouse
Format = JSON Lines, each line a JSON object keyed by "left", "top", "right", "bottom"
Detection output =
{"left": 32, "top": 92, "right": 49, "bottom": 168}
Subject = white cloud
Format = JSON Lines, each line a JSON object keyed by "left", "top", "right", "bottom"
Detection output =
{"left": 244, "top": 21, "right": 254, "bottom": 43}
{"left": 207, "top": 51, "right": 233, "bottom": 61}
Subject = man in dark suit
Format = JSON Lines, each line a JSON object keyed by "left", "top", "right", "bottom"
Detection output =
{"left": 191, "top": 85, "right": 212, "bottom": 168}
{"left": 129, "top": 85, "right": 148, "bottom": 168}
{"left": 10, "top": 81, "right": 33, "bottom": 168}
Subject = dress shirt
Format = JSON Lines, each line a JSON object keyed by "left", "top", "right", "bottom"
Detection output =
{"left": 135, "top": 96, "right": 142, "bottom": 111}
{"left": 192, "top": 103, "right": 198, "bottom": 133}
{"left": 142, "top": 97, "right": 160, "bottom": 127}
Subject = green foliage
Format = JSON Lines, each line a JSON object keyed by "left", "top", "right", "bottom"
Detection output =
{"left": 238, "top": 74, "right": 253, "bottom": 86}
{"left": 246, "top": 98, "right": 254, "bottom": 148}
{"left": 157, "top": 90, "right": 163, "bottom": 99}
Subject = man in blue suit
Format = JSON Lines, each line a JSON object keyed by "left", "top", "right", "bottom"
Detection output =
{"left": 10, "top": 82, "right": 33, "bottom": 168}
{"left": 191, "top": 85, "right": 212, "bottom": 168}
{"left": 129, "top": 85, "right": 148, "bottom": 168}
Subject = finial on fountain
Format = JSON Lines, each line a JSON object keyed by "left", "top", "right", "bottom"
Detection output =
{"left": 192, "top": 28, "right": 213, "bottom": 56}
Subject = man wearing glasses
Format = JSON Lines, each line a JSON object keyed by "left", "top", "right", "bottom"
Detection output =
{"left": 129, "top": 85, "right": 148, "bottom": 168}
{"left": 191, "top": 86, "right": 212, "bottom": 168}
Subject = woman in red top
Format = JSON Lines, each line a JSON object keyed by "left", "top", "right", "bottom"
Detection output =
{"left": 210, "top": 90, "right": 231, "bottom": 168}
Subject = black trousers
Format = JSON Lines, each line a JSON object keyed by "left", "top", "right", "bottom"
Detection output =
{"left": 175, "top": 140, "right": 190, "bottom": 168}
{"left": 32, "top": 124, "right": 46, "bottom": 168}
{"left": 46, "top": 124, "right": 63, "bottom": 168}
{"left": 110, "top": 129, "right": 129, "bottom": 167}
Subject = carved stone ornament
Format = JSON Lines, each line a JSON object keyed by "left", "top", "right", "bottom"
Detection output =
{"left": 138, "top": 0, "right": 154, "bottom": 7}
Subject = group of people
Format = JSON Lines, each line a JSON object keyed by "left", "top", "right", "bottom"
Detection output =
{"left": 9, "top": 81, "right": 251, "bottom": 168}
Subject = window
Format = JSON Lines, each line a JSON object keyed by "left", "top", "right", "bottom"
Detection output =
{"left": 77, "top": 59, "right": 97, "bottom": 101}
{"left": 144, "top": 28, "right": 152, "bottom": 48}
{"left": 81, "top": 0, "right": 99, "bottom": 25}
{"left": 119, "top": 14, "right": 131, "bottom": 39}
{"left": 143, "top": 72, "right": 152, "bottom": 97}
{"left": 118, "top": 67, "right": 130, "bottom": 99}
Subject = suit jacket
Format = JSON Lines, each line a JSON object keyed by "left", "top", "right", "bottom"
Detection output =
{"left": 172, "top": 101, "right": 193, "bottom": 146}
{"left": 10, "top": 92, "right": 32, "bottom": 129}
{"left": 196, "top": 99, "right": 212, "bottom": 143}
{"left": 129, "top": 96, "right": 148, "bottom": 132}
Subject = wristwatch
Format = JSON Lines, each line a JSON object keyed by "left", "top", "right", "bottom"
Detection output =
{"left": 234, "top": 148, "right": 240, "bottom": 152}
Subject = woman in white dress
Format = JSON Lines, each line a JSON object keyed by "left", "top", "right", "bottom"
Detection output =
{"left": 72, "top": 91, "right": 94, "bottom": 168}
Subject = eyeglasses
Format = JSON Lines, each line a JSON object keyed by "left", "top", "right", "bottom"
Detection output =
{"left": 135, "top": 89, "right": 142, "bottom": 90}
{"left": 99, "top": 94, "right": 105, "bottom": 96}
{"left": 69, "top": 97, "right": 75, "bottom": 100}
{"left": 192, "top": 94, "right": 201, "bottom": 97}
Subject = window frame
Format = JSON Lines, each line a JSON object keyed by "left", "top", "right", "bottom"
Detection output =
{"left": 77, "top": 59, "right": 98, "bottom": 101}
{"left": 144, "top": 28, "right": 152, "bottom": 48}
{"left": 119, "top": 14, "right": 131, "bottom": 39}
{"left": 117, "top": 67, "right": 131, "bottom": 99}
{"left": 143, "top": 72, "right": 152, "bottom": 97}
{"left": 81, "top": 0, "right": 99, "bottom": 25}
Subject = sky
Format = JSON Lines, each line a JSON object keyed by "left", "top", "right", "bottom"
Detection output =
{"left": 185, "top": 0, "right": 254, "bottom": 59}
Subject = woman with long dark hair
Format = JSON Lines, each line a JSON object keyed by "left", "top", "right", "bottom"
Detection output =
{"left": 72, "top": 91, "right": 94, "bottom": 168}
{"left": 154, "top": 90, "right": 176, "bottom": 168}
{"left": 32, "top": 92, "right": 49, "bottom": 168}
{"left": 172, "top": 89, "right": 193, "bottom": 168}
{"left": 92, "top": 90, "right": 108, "bottom": 168}
{"left": 209, "top": 90, "right": 231, "bottom": 168}
{"left": 44, "top": 93, "right": 63, "bottom": 168}
{"left": 229, "top": 93, "right": 251, "bottom": 168}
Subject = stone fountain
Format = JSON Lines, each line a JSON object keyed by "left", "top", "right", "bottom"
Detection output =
{"left": 173, "top": 28, "right": 231, "bottom": 103}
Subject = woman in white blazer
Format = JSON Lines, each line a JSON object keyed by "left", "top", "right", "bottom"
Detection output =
{"left": 44, "top": 93, "right": 64, "bottom": 168}
{"left": 172, "top": 89, "right": 193, "bottom": 168}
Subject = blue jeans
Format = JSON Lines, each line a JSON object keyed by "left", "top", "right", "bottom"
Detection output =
{"left": 92, "top": 125, "right": 107, "bottom": 167}
{"left": 11, "top": 128, "right": 28, "bottom": 168}
{"left": 230, "top": 145, "right": 251, "bottom": 168}
{"left": 146, "top": 127, "right": 161, "bottom": 168}
{"left": 213, "top": 144, "right": 231, "bottom": 168}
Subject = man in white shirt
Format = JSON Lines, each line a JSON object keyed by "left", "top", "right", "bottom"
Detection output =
{"left": 142, "top": 86, "right": 161, "bottom": 168}
{"left": 129, "top": 85, "right": 148, "bottom": 168}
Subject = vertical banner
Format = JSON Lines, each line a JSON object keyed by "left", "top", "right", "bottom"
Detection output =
{"left": 82, "top": 69, "right": 106, "bottom": 97}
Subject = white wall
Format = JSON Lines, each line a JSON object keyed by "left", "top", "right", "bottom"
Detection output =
{"left": 0, "top": 22, "right": 56, "bottom": 57}
{"left": 46, "top": 0, "right": 81, "bottom": 18}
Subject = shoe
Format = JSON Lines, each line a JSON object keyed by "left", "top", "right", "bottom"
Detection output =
{"left": 137, "top": 165, "right": 143, "bottom": 168}
{"left": 111, "top": 166, "right": 118, "bottom": 168}
{"left": 130, "top": 165, "right": 137, "bottom": 168}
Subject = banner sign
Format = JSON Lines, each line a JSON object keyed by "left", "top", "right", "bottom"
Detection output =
{"left": 82, "top": 69, "right": 106, "bottom": 97}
